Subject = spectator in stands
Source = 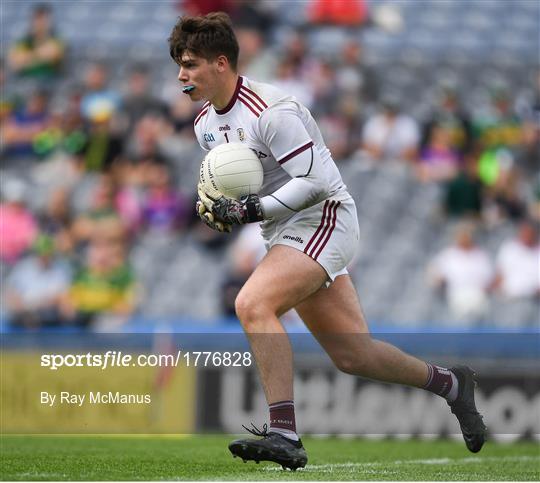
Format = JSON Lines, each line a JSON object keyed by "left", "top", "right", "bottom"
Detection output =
{"left": 515, "top": 119, "right": 539, "bottom": 179}
{"left": 0, "top": 179, "right": 37, "bottom": 264}
{"left": 79, "top": 108, "right": 123, "bottom": 172}
{"left": 235, "top": 27, "right": 276, "bottom": 82}
{"left": 307, "top": 0, "right": 369, "bottom": 27}
{"left": 166, "top": 91, "right": 197, "bottom": 135}
{"left": 417, "top": 123, "right": 460, "bottom": 183}
{"left": 443, "top": 153, "right": 484, "bottom": 218}
{"left": 124, "top": 115, "right": 173, "bottom": 164}
{"left": 3, "top": 89, "right": 53, "bottom": 158}
{"left": 473, "top": 137, "right": 527, "bottom": 225}
{"left": 474, "top": 89, "right": 524, "bottom": 189}
{"left": 61, "top": 233, "right": 137, "bottom": 329}
{"left": 141, "top": 163, "right": 189, "bottom": 234}
{"left": 230, "top": 0, "right": 275, "bottom": 38}
{"left": 120, "top": 63, "right": 168, "bottom": 140}
{"left": 8, "top": 3, "right": 65, "bottom": 81}
{"left": 493, "top": 220, "right": 540, "bottom": 300}
{"left": 310, "top": 59, "right": 339, "bottom": 116}
{"left": 428, "top": 222, "right": 493, "bottom": 320}
{"left": 71, "top": 174, "right": 124, "bottom": 248}
{"left": 421, "top": 88, "right": 473, "bottom": 156}
{"left": 37, "top": 187, "right": 74, "bottom": 254}
{"left": 485, "top": 162, "right": 527, "bottom": 223}
{"left": 80, "top": 62, "right": 121, "bottom": 125}
{"left": 335, "top": 39, "right": 378, "bottom": 111}
{"left": 474, "top": 88, "right": 523, "bottom": 152}
{"left": 280, "top": 32, "right": 321, "bottom": 84}
{"left": 110, "top": 160, "right": 145, "bottom": 236}
{"left": 4, "top": 234, "right": 72, "bottom": 329}
{"left": 361, "top": 97, "right": 420, "bottom": 163}
{"left": 0, "top": 58, "right": 24, "bottom": 135}
{"left": 317, "top": 93, "right": 363, "bottom": 161}
{"left": 272, "top": 57, "right": 314, "bottom": 110}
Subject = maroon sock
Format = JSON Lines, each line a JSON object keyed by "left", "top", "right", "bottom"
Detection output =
{"left": 423, "top": 363, "right": 455, "bottom": 399}
{"left": 269, "top": 400, "right": 296, "bottom": 433}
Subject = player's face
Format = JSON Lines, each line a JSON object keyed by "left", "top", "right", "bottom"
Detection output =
{"left": 177, "top": 53, "right": 220, "bottom": 102}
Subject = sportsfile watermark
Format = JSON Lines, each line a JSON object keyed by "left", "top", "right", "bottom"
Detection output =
{"left": 40, "top": 350, "right": 252, "bottom": 371}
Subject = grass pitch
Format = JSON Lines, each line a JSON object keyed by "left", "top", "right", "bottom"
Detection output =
{"left": 1, "top": 435, "right": 538, "bottom": 481}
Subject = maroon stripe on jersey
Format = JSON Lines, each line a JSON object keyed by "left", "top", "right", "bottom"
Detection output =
{"left": 241, "top": 85, "right": 268, "bottom": 108}
{"left": 239, "top": 97, "right": 260, "bottom": 118}
{"left": 239, "top": 86, "right": 265, "bottom": 111}
{"left": 278, "top": 141, "right": 314, "bottom": 165}
{"left": 238, "top": 92, "right": 263, "bottom": 113}
{"left": 304, "top": 200, "right": 330, "bottom": 255}
{"left": 194, "top": 108, "right": 209, "bottom": 126}
{"left": 313, "top": 201, "right": 340, "bottom": 260}
{"left": 308, "top": 201, "right": 335, "bottom": 258}
{"left": 215, "top": 76, "right": 242, "bottom": 115}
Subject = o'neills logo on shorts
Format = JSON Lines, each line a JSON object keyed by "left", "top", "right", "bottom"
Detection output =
{"left": 283, "top": 235, "right": 304, "bottom": 244}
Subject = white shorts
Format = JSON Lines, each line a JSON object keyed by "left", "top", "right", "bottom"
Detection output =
{"left": 261, "top": 196, "right": 360, "bottom": 284}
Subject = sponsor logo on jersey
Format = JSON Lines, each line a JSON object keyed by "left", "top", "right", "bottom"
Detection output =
{"left": 249, "top": 149, "right": 268, "bottom": 159}
{"left": 203, "top": 133, "right": 215, "bottom": 142}
{"left": 283, "top": 235, "right": 304, "bottom": 244}
{"left": 218, "top": 125, "right": 231, "bottom": 131}
{"left": 237, "top": 128, "right": 245, "bottom": 141}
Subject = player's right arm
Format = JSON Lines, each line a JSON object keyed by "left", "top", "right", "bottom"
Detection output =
{"left": 257, "top": 103, "right": 331, "bottom": 220}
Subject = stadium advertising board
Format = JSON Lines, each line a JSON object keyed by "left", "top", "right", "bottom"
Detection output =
{"left": 198, "top": 365, "right": 540, "bottom": 441}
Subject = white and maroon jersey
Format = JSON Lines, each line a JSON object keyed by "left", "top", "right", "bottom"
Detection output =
{"left": 194, "top": 76, "right": 350, "bottom": 221}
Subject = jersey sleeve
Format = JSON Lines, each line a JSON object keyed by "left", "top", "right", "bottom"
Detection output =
{"left": 257, "top": 103, "right": 330, "bottom": 219}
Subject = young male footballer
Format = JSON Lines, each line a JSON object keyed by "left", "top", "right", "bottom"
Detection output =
{"left": 169, "top": 12, "right": 486, "bottom": 470}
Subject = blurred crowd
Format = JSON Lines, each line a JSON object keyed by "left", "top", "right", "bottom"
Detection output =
{"left": 1, "top": 1, "right": 539, "bottom": 330}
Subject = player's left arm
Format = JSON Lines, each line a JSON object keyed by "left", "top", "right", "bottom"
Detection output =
{"left": 257, "top": 104, "right": 330, "bottom": 219}
{"left": 199, "top": 104, "right": 330, "bottom": 225}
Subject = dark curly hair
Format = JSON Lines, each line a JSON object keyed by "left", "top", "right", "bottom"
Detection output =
{"left": 168, "top": 12, "right": 239, "bottom": 72}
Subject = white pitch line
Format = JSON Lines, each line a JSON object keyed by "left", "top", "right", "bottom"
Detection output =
{"left": 263, "top": 455, "right": 540, "bottom": 472}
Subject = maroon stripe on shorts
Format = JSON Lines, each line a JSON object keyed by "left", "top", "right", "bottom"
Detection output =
{"left": 304, "top": 200, "right": 330, "bottom": 255}
{"left": 313, "top": 201, "right": 340, "bottom": 260}
{"left": 308, "top": 201, "right": 336, "bottom": 258}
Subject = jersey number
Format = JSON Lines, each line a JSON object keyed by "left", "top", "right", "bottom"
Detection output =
{"left": 224, "top": 133, "right": 229, "bottom": 143}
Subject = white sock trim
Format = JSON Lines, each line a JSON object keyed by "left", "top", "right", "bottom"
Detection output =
{"left": 269, "top": 427, "right": 299, "bottom": 441}
{"left": 446, "top": 371, "right": 459, "bottom": 402}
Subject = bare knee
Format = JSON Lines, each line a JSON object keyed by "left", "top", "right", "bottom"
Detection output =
{"left": 333, "top": 353, "right": 365, "bottom": 375}
{"left": 331, "top": 339, "right": 375, "bottom": 375}
{"left": 235, "top": 289, "right": 273, "bottom": 329}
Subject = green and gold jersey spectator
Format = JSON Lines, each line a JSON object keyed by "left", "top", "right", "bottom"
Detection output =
{"left": 8, "top": 4, "right": 65, "bottom": 80}
{"left": 64, "top": 236, "right": 137, "bottom": 328}
{"left": 473, "top": 89, "right": 523, "bottom": 152}
{"left": 69, "top": 263, "right": 136, "bottom": 316}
